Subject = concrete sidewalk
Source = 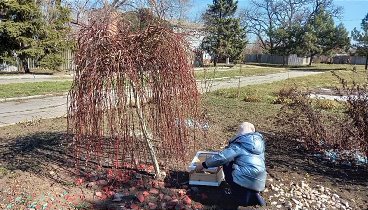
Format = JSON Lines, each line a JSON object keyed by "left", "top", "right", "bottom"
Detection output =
{"left": 0, "top": 70, "right": 323, "bottom": 127}
{"left": 0, "top": 95, "right": 67, "bottom": 127}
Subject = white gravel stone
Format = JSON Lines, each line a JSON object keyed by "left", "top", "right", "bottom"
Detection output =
{"left": 292, "top": 198, "right": 300, "bottom": 204}
{"left": 332, "top": 193, "right": 340, "bottom": 199}
{"left": 266, "top": 180, "right": 352, "bottom": 210}
{"left": 342, "top": 200, "right": 349, "bottom": 207}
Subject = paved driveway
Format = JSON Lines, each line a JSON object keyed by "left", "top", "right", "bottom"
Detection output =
{"left": 0, "top": 71, "right": 323, "bottom": 127}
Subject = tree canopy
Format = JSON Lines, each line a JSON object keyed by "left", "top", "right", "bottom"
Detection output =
{"left": 300, "top": 8, "right": 350, "bottom": 64}
{"left": 352, "top": 13, "right": 368, "bottom": 70}
{"left": 242, "top": 0, "right": 348, "bottom": 61}
{"left": 0, "top": 0, "right": 71, "bottom": 73}
{"left": 201, "top": 0, "right": 247, "bottom": 66}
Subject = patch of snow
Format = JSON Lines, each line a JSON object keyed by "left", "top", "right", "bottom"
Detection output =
{"left": 320, "top": 149, "right": 367, "bottom": 165}
{"left": 175, "top": 118, "right": 209, "bottom": 130}
{"left": 309, "top": 94, "right": 349, "bottom": 101}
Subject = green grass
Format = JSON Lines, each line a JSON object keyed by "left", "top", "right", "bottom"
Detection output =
{"left": 0, "top": 66, "right": 284, "bottom": 99}
{"left": 194, "top": 66, "right": 286, "bottom": 80}
{"left": 0, "top": 64, "right": 364, "bottom": 99}
{"left": 0, "top": 67, "right": 71, "bottom": 76}
{"left": 246, "top": 63, "right": 367, "bottom": 71}
{"left": 0, "top": 80, "right": 72, "bottom": 99}
{"left": 288, "top": 63, "right": 367, "bottom": 71}
{"left": 204, "top": 67, "right": 368, "bottom": 136}
{"left": 212, "top": 69, "right": 367, "bottom": 103}
{"left": 194, "top": 63, "right": 365, "bottom": 80}
{"left": 203, "top": 94, "right": 280, "bottom": 136}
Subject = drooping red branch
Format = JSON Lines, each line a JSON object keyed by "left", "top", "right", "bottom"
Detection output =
{"left": 67, "top": 10, "right": 202, "bottom": 176}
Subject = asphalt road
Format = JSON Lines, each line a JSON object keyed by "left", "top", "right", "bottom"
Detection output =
{"left": 197, "top": 70, "right": 321, "bottom": 92}
{"left": 0, "top": 71, "right": 323, "bottom": 127}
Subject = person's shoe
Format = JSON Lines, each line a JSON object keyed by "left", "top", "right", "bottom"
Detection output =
{"left": 224, "top": 188, "right": 232, "bottom": 195}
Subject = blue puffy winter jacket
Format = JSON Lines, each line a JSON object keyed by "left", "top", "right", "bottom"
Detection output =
{"left": 205, "top": 132, "right": 267, "bottom": 192}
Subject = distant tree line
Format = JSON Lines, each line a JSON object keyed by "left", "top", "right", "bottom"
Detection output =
{"left": 200, "top": 0, "right": 367, "bottom": 67}
{"left": 0, "top": 0, "right": 72, "bottom": 73}
{"left": 0, "top": 0, "right": 192, "bottom": 73}
{"left": 1, "top": 0, "right": 367, "bottom": 72}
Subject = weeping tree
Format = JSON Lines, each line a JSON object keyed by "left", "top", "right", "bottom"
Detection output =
{"left": 68, "top": 8, "right": 203, "bottom": 179}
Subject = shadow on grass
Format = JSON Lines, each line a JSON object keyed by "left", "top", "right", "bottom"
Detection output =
{"left": 289, "top": 67, "right": 347, "bottom": 72}
{"left": 245, "top": 63, "right": 288, "bottom": 68}
{"left": 246, "top": 63, "right": 350, "bottom": 72}
{"left": 245, "top": 63, "right": 321, "bottom": 69}
{"left": 0, "top": 132, "right": 77, "bottom": 184}
{"left": 265, "top": 133, "right": 368, "bottom": 186}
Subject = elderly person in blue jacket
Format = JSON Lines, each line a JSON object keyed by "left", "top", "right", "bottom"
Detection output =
{"left": 194, "top": 122, "right": 267, "bottom": 207}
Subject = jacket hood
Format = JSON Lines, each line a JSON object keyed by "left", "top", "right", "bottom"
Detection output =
{"left": 233, "top": 132, "right": 265, "bottom": 155}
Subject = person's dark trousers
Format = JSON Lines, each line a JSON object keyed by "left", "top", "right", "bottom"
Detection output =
{"left": 222, "top": 162, "right": 266, "bottom": 207}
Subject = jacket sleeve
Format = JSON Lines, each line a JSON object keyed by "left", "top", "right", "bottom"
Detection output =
{"left": 204, "top": 144, "right": 239, "bottom": 168}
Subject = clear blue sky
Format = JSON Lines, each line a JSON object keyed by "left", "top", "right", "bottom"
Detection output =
{"left": 188, "top": 0, "right": 368, "bottom": 36}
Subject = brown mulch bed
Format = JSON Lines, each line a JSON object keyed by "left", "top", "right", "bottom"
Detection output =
{"left": 0, "top": 117, "right": 367, "bottom": 210}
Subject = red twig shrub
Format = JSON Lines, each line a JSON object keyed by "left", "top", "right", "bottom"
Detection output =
{"left": 276, "top": 86, "right": 349, "bottom": 152}
{"left": 277, "top": 72, "right": 368, "bottom": 162}
{"left": 333, "top": 72, "right": 368, "bottom": 154}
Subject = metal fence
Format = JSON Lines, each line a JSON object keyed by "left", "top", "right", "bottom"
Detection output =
{"left": 0, "top": 50, "right": 76, "bottom": 73}
{"left": 332, "top": 55, "right": 367, "bottom": 65}
{"left": 245, "top": 54, "right": 310, "bottom": 65}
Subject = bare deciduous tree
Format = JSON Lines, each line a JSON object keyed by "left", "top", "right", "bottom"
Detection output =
{"left": 146, "top": 0, "right": 191, "bottom": 20}
{"left": 64, "top": 0, "right": 104, "bottom": 24}
{"left": 241, "top": 0, "right": 342, "bottom": 53}
{"left": 64, "top": 0, "right": 191, "bottom": 25}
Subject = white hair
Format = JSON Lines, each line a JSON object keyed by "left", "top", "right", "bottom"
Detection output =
{"left": 228, "top": 122, "right": 256, "bottom": 143}
{"left": 237, "top": 122, "right": 255, "bottom": 135}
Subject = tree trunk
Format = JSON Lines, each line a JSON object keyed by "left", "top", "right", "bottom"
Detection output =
{"left": 136, "top": 107, "right": 162, "bottom": 179}
{"left": 309, "top": 55, "right": 313, "bottom": 66}
{"left": 21, "top": 59, "right": 30, "bottom": 74}
{"left": 214, "top": 55, "right": 217, "bottom": 67}
{"left": 365, "top": 55, "right": 368, "bottom": 70}
{"left": 131, "top": 82, "right": 162, "bottom": 180}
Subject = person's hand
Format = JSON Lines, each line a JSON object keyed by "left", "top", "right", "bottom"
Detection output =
{"left": 194, "top": 163, "right": 204, "bottom": 173}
